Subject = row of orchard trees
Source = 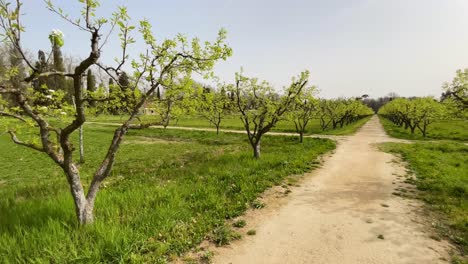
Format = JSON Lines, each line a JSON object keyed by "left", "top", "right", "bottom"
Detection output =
{"left": 315, "top": 98, "right": 374, "bottom": 130}
{"left": 378, "top": 69, "right": 467, "bottom": 138}
{"left": 144, "top": 79, "right": 374, "bottom": 145}
{"left": 128, "top": 72, "right": 374, "bottom": 140}
{"left": 378, "top": 97, "right": 449, "bottom": 137}
{"left": 0, "top": 0, "right": 371, "bottom": 224}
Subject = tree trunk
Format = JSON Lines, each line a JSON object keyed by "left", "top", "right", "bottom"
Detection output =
{"left": 67, "top": 167, "right": 95, "bottom": 224}
{"left": 78, "top": 200, "right": 94, "bottom": 225}
{"left": 253, "top": 140, "right": 260, "bottom": 159}
{"left": 299, "top": 131, "right": 303, "bottom": 143}
{"left": 79, "top": 125, "right": 84, "bottom": 164}
{"left": 216, "top": 113, "right": 221, "bottom": 135}
{"left": 71, "top": 181, "right": 101, "bottom": 225}
{"left": 70, "top": 187, "right": 88, "bottom": 224}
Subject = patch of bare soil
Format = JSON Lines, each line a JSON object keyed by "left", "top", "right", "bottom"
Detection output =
{"left": 191, "top": 116, "right": 454, "bottom": 264}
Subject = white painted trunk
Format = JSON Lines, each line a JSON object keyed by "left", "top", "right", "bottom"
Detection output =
{"left": 79, "top": 125, "right": 84, "bottom": 163}
{"left": 253, "top": 140, "right": 261, "bottom": 159}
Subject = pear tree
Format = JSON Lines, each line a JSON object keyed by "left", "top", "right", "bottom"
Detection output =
{"left": 287, "top": 84, "right": 318, "bottom": 142}
{"left": 0, "top": 0, "right": 231, "bottom": 224}
{"left": 233, "top": 70, "right": 309, "bottom": 158}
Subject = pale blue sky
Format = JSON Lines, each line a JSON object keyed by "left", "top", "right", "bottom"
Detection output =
{"left": 19, "top": 0, "right": 468, "bottom": 98}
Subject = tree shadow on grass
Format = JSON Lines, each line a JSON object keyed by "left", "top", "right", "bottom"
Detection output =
{"left": 0, "top": 197, "right": 75, "bottom": 235}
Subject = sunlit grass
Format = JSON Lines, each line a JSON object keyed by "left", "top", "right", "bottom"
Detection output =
{"left": 379, "top": 116, "right": 468, "bottom": 141}
{"left": 0, "top": 124, "right": 335, "bottom": 263}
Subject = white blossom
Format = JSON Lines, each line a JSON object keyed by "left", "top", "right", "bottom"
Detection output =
{"left": 50, "top": 29, "right": 64, "bottom": 38}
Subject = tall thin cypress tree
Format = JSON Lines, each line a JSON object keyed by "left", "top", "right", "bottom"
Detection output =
{"left": 6, "top": 45, "right": 26, "bottom": 105}
{"left": 118, "top": 72, "right": 133, "bottom": 112}
{"left": 87, "top": 69, "right": 97, "bottom": 107}
{"left": 118, "top": 72, "right": 130, "bottom": 90}
{"left": 51, "top": 41, "right": 68, "bottom": 101}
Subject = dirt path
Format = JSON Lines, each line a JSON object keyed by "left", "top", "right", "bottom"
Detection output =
{"left": 212, "top": 116, "right": 453, "bottom": 264}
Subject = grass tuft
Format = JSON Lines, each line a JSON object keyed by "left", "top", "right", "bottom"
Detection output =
{"left": 246, "top": 229, "right": 256, "bottom": 236}
{"left": 210, "top": 225, "right": 242, "bottom": 246}
{"left": 232, "top": 219, "right": 247, "bottom": 228}
{"left": 250, "top": 200, "right": 266, "bottom": 209}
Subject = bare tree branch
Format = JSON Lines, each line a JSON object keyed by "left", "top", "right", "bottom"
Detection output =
{"left": 8, "top": 130, "right": 44, "bottom": 151}
{"left": 95, "top": 62, "right": 119, "bottom": 84}
{"left": 85, "top": 0, "right": 92, "bottom": 30}
{"left": 98, "top": 19, "right": 117, "bottom": 50}
{"left": 44, "top": 0, "right": 91, "bottom": 32}
{"left": 0, "top": 111, "right": 27, "bottom": 122}
{"left": 24, "top": 71, "right": 74, "bottom": 82}
{"left": 1, "top": 83, "right": 64, "bottom": 164}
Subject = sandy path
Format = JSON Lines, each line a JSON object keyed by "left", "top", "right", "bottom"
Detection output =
{"left": 212, "top": 116, "right": 452, "bottom": 264}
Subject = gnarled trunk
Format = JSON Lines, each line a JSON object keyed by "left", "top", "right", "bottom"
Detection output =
{"left": 66, "top": 167, "right": 93, "bottom": 224}
{"left": 418, "top": 121, "right": 428, "bottom": 137}
{"left": 409, "top": 123, "right": 417, "bottom": 134}
{"left": 77, "top": 199, "right": 95, "bottom": 225}
{"left": 69, "top": 179, "right": 103, "bottom": 224}
{"left": 253, "top": 140, "right": 260, "bottom": 159}
{"left": 66, "top": 163, "right": 106, "bottom": 225}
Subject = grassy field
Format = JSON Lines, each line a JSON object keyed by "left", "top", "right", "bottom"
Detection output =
{"left": 0, "top": 123, "right": 335, "bottom": 263}
{"left": 379, "top": 116, "right": 468, "bottom": 141}
{"left": 89, "top": 114, "right": 372, "bottom": 136}
{"left": 380, "top": 142, "right": 468, "bottom": 256}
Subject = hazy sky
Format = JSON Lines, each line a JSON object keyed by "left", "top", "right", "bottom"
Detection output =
{"left": 19, "top": 0, "right": 468, "bottom": 98}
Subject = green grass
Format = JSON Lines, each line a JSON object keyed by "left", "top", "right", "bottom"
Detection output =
{"left": 0, "top": 123, "right": 335, "bottom": 263}
{"left": 246, "top": 230, "right": 256, "bottom": 236}
{"left": 89, "top": 114, "right": 372, "bottom": 136}
{"left": 380, "top": 142, "right": 468, "bottom": 256}
{"left": 209, "top": 225, "right": 241, "bottom": 246}
{"left": 232, "top": 219, "right": 246, "bottom": 228}
{"left": 379, "top": 116, "right": 468, "bottom": 141}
